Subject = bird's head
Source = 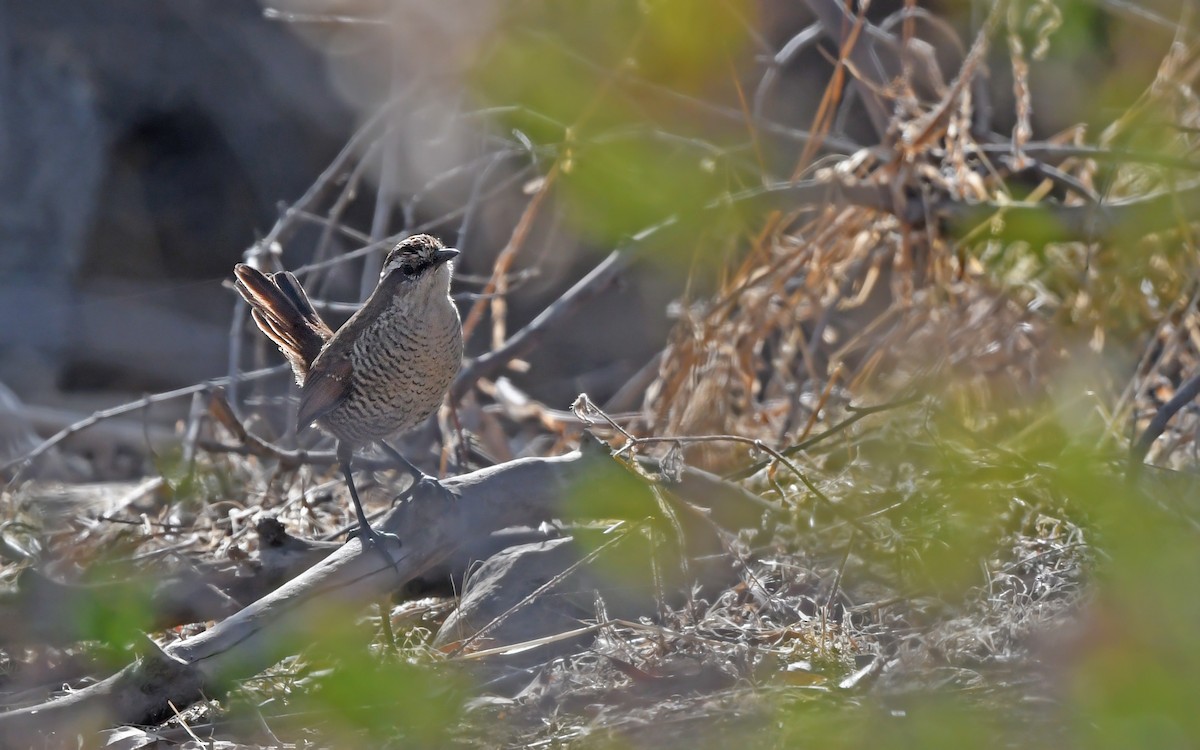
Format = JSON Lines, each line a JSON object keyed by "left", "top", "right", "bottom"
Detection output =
{"left": 381, "top": 234, "right": 458, "bottom": 291}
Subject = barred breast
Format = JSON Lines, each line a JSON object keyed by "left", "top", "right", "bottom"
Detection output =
{"left": 322, "top": 290, "right": 463, "bottom": 445}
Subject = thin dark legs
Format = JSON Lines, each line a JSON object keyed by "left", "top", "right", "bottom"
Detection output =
{"left": 377, "top": 441, "right": 427, "bottom": 484}
{"left": 337, "top": 441, "right": 400, "bottom": 568}
{"left": 378, "top": 441, "right": 455, "bottom": 501}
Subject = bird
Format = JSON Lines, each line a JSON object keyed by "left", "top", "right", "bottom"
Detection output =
{"left": 232, "top": 234, "right": 463, "bottom": 557}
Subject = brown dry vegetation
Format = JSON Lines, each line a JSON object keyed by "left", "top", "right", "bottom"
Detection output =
{"left": 3, "top": 1, "right": 1200, "bottom": 748}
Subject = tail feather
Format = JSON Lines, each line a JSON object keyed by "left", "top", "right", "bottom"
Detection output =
{"left": 234, "top": 264, "right": 333, "bottom": 384}
{"left": 273, "top": 271, "right": 326, "bottom": 328}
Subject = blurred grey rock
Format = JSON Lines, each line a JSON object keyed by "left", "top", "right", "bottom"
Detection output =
{"left": 0, "top": 0, "right": 352, "bottom": 396}
{"left": 434, "top": 536, "right": 662, "bottom": 667}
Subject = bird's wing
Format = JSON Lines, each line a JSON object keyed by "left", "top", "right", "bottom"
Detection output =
{"left": 297, "top": 354, "right": 353, "bottom": 429}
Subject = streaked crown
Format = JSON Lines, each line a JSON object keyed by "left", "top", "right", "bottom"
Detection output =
{"left": 382, "top": 234, "right": 459, "bottom": 279}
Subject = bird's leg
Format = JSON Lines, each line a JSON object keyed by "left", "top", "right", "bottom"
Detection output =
{"left": 377, "top": 441, "right": 427, "bottom": 484}
{"left": 379, "top": 441, "right": 455, "bottom": 501}
{"left": 337, "top": 441, "right": 402, "bottom": 570}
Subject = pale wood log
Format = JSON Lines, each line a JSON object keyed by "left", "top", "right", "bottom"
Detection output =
{"left": 0, "top": 447, "right": 765, "bottom": 748}
{"left": 0, "top": 452, "right": 589, "bottom": 748}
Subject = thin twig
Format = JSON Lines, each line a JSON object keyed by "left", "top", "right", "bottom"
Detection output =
{"left": 227, "top": 106, "right": 392, "bottom": 406}
{"left": 725, "top": 394, "right": 923, "bottom": 481}
{"left": 1130, "top": 369, "right": 1200, "bottom": 468}
{"left": 3, "top": 366, "right": 287, "bottom": 481}
{"left": 450, "top": 248, "right": 631, "bottom": 401}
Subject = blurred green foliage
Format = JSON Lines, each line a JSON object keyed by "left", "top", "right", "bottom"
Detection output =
{"left": 1069, "top": 467, "right": 1200, "bottom": 749}
{"left": 471, "top": 0, "right": 756, "bottom": 249}
{"left": 154, "top": 447, "right": 234, "bottom": 512}
{"left": 291, "top": 651, "right": 467, "bottom": 746}
{"left": 258, "top": 610, "right": 466, "bottom": 746}
{"left": 73, "top": 575, "right": 159, "bottom": 666}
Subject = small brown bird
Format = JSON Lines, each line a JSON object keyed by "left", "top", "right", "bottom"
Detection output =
{"left": 233, "top": 234, "right": 463, "bottom": 553}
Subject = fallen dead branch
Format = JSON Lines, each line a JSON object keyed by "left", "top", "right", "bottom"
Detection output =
{"left": 0, "top": 453, "right": 575, "bottom": 746}
{"left": 0, "top": 447, "right": 760, "bottom": 747}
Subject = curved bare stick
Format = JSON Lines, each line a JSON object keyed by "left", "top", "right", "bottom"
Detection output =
{"left": 450, "top": 249, "right": 629, "bottom": 401}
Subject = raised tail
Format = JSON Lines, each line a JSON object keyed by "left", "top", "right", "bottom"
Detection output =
{"left": 233, "top": 264, "right": 334, "bottom": 384}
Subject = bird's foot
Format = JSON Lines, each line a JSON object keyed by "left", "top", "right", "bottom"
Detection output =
{"left": 348, "top": 522, "right": 403, "bottom": 572}
{"left": 401, "top": 471, "right": 457, "bottom": 502}
{"left": 376, "top": 442, "right": 455, "bottom": 501}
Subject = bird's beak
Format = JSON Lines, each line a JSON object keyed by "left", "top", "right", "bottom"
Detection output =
{"left": 433, "top": 248, "right": 459, "bottom": 265}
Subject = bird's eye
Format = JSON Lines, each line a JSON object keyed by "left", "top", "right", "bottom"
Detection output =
{"left": 401, "top": 263, "right": 417, "bottom": 276}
